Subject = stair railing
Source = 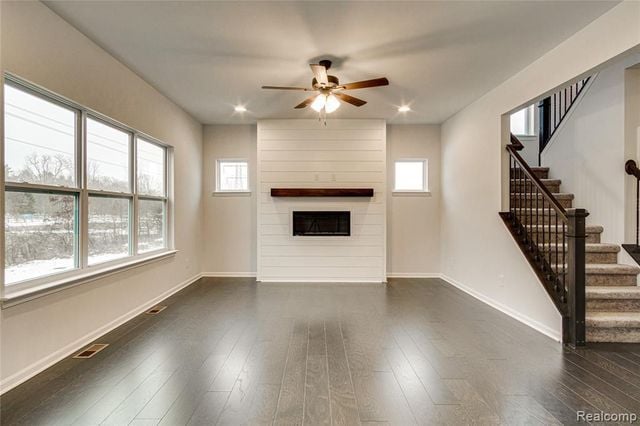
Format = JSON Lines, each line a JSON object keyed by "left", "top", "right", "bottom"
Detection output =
{"left": 623, "top": 160, "right": 640, "bottom": 265}
{"left": 538, "top": 77, "right": 591, "bottom": 164}
{"left": 501, "top": 134, "right": 588, "bottom": 346}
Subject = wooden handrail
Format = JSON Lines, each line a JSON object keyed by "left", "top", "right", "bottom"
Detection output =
{"left": 507, "top": 136, "right": 567, "bottom": 220}
{"left": 626, "top": 159, "right": 640, "bottom": 179}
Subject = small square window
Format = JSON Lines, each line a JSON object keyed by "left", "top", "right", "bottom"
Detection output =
{"left": 510, "top": 105, "right": 535, "bottom": 136}
{"left": 217, "top": 159, "right": 249, "bottom": 192}
{"left": 394, "top": 160, "right": 427, "bottom": 192}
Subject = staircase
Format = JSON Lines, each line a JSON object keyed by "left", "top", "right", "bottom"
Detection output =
{"left": 511, "top": 165, "right": 640, "bottom": 343}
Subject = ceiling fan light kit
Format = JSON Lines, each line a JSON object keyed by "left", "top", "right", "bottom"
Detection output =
{"left": 262, "top": 59, "right": 389, "bottom": 119}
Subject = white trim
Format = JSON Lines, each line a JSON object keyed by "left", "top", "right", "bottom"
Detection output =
{"left": 392, "top": 191, "right": 432, "bottom": 197}
{"left": 211, "top": 191, "right": 251, "bottom": 197}
{"left": 258, "top": 278, "right": 386, "bottom": 283}
{"left": 439, "top": 273, "right": 562, "bottom": 342}
{"left": 386, "top": 272, "right": 441, "bottom": 278}
{"left": 2, "top": 250, "right": 178, "bottom": 307}
{"left": 540, "top": 73, "right": 598, "bottom": 156}
{"left": 0, "top": 272, "right": 202, "bottom": 395}
{"left": 201, "top": 272, "right": 257, "bottom": 278}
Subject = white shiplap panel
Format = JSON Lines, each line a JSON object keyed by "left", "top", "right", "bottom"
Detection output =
{"left": 260, "top": 193, "right": 385, "bottom": 205}
{"left": 261, "top": 245, "right": 384, "bottom": 257}
{"left": 257, "top": 119, "right": 386, "bottom": 282}
{"left": 258, "top": 119, "right": 385, "bottom": 131}
{"left": 260, "top": 150, "right": 384, "bottom": 162}
{"left": 261, "top": 256, "right": 382, "bottom": 267}
{"left": 261, "top": 171, "right": 384, "bottom": 183}
{"left": 260, "top": 235, "right": 383, "bottom": 247}
{"left": 260, "top": 161, "right": 384, "bottom": 172}
{"left": 260, "top": 130, "right": 383, "bottom": 141}
{"left": 261, "top": 224, "right": 384, "bottom": 236}
{"left": 261, "top": 140, "right": 383, "bottom": 151}
{"left": 259, "top": 203, "right": 386, "bottom": 215}
{"left": 259, "top": 182, "right": 386, "bottom": 193}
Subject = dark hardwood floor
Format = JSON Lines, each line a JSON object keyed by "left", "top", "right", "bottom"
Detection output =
{"left": 2, "top": 277, "right": 640, "bottom": 425}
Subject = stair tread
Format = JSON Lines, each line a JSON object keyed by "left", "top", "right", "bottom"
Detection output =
{"left": 525, "top": 224, "right": 604, "bottom": 233}
{"left": 552, "top": 263, "right": 640, "bottom": 275}
{"left": 539, "top": 243, "right": 620, "bottom": 253}
{"left": 585, "top": 263, "right": 640, "bottom": 275}
{"left": 586, "top": 311, "right": 640, "bottom": 328}
{"left": 587, "top": 286, "right": 640, "bottom": 299}
{"left": 510, "top": 192, "right": 574, "bottom": 199}
{"left": 510, "top": 178, "right": 561, "bottom": 184}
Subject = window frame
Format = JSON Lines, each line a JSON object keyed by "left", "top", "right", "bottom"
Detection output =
{"left": 393, "top": 158, "right": 429, "bottom": 194}
{"left": 215, "top": 158, "right": 250, "bottom": 194}
{"left": 510, "top": 104, "right": 537, "bottom": 137}
{"left": 2, "top": 74, "right": 174, "bottom": 300}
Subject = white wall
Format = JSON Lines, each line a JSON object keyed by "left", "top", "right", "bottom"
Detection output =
{"left": 257, "top": 119, "right": 386, "bottom": 282}
{"left": 201, "top": 123, "right": 442, "bottom": 278}
{"left": 0, "top": 1, "right": 203, "bottom": 392}
{"left": 440, "top": 2, "right": 640, "bottom": 341}
{"left": 387, "top": 125, "right": 441, "bottom": 276}
{"left": 202, "top": 125, "right": 256, "bottom": 275}
{"left": 542, "top": 54, "right": 640, "bottom": 249}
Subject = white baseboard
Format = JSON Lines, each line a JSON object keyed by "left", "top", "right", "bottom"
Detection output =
{"left": 439, "top": 273, "right": 561, "bottom": 342}
{"left": 258, "top": 278, "right": 385, "bottom": 284}
{"left": 0, "top": 273, "right": 203, "bottom": 395}
{"left": 201, "top": 272, "right": 257, "bottom": 278}
{"left": 386, "top": 272, "right": 441, "bottom": 278}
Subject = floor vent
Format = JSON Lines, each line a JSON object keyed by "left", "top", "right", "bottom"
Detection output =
{"left": 73, "top": 343, "right": 108, "bottom": 359}
{"left": 145, "top": 305, "right": 167, "bottom": 315}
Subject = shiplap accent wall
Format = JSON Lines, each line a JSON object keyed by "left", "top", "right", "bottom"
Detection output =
{"left": 257, "top": 119, "right": 386, "bottom": 282}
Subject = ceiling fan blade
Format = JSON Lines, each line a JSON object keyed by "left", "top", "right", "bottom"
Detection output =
{"left": 262, "top": 85, "right": 312, "bottom": 91}
{"left": 310, "top": 64, "right": 329, "bottom": 85}
{"left": 339, "top": 77, "right": 389, "bottom": 90}
{"left": 334, "top": 92, "right": 367, "bottom": 107}
{"left": 294, "top": 96, "right": 317, "bottom": 109}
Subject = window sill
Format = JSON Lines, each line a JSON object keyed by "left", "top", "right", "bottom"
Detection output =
{"left": 1, "top": 250, "right": 178, "bottom": 308}
{"left": 212, "top": 191, "right": 251, "bottom": 197}
{"left": 392, "top": 191, "right": 432, "bottom": 197}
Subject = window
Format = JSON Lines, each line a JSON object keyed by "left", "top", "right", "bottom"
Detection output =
{"left": 216, "top": 159, "right": 248, "bottom": 192}
{"left": 3, "top": 77, "right": 172, "bottom": 291}
{"left": 510, "top": 104, "right": 536, "bottom": 136}
{"left": 394, "top": 159, "right": 428, "bottom": 192}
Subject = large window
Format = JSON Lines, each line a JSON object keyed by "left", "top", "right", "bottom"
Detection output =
{"left": 3, "top": 77, "right": 172, "bottom": 290}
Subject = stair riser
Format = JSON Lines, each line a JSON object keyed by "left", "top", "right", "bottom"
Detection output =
{"left": 544, "top": 252, "right": 618, "bottom": 264}
{"left": 517, "top": 213, "right": 558, "bottom": 225}
{"left": 511, "top": 169, "right": 549, "bottom": 179}
{"left": 586, "top": 274, "right": 638, "bottom": 286}
{"left": 587, "top": 299, "right": 640, "bottom": 312}
{"left": 512, "top": 182, "right": 561, "bottom": 193}
{"left": 587, "top": 328, "right": 640, "bottom": 343}
{"left": 530, "top": 232, "right": 601, "bottom": 244}
{"left": 511, "top": 198, "right": 572, "bottom": 208}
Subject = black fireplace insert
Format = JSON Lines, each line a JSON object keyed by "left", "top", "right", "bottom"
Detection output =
{"left": 292, "top": 211, "right": 350, "bottom": 236}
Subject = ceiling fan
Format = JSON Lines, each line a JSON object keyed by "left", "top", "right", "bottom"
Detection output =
{"left": 262, "top": 59, "right": 389, "bottom": 114}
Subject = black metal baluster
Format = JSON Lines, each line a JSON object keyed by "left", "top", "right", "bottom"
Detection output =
{"left": 554, "top": 211, "right": 560, "bottom": 291}
{"left": 562, "top": 221, "right": 567, "bottom": 303}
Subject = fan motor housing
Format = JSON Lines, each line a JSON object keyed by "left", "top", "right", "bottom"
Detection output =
{"left": 312, "top": 75, "right": 339, "bottom": 89}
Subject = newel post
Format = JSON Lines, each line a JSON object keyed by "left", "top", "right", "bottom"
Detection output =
{"left": 565, "top": 208, "right": 588, "bottom": 347}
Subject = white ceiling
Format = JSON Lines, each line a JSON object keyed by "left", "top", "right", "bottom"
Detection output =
{"left": 45, "top": 1, "right": 617, "bottom": 125}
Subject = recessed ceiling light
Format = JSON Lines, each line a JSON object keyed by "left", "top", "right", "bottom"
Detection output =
{"left": 234, "top": 105, "right": 247, "bottom": 113}
{"left": 398, "top": 105, "right": 411, "bottom": 113}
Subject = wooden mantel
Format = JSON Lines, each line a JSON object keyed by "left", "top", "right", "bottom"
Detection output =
{"left": 270, "top": 188, "right": 374, "bottom": 197}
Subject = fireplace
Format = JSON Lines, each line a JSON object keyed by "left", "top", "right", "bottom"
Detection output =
{"left": 292, "top": 211, "right": 350, "bottom": 236}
